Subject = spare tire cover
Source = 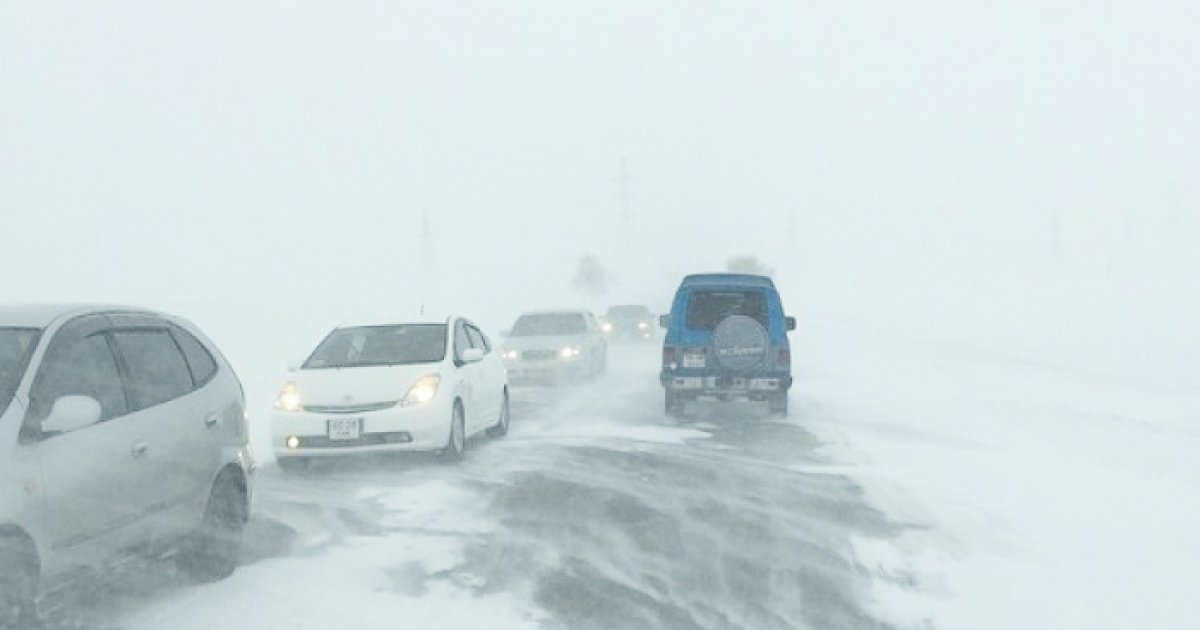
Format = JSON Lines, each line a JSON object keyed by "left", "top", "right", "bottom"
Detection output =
{"left": 711, "top": 315, "right": 769, "bottom": 372}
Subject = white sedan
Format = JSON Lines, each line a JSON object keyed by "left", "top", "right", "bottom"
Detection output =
{"left": 271, "top": 316, "right": 509, "bottom": 469}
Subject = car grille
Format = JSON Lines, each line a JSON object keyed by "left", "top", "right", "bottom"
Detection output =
{"left": 521, "top": 349, "right": 558, "bottom": 361}
{"left": 303, "top": 401, "right": 399, "bottom": 414}
{"left": 294, "top": 431, "right": 412, "bottom": 448}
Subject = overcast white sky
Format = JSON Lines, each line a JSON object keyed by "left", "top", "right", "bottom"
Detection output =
{"left": 3, "top": 1, "right": 1197, "bottom": 339}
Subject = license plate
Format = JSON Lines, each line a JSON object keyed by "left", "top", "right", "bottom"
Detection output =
{"left": 327, "top": 418, "right": 362, "bottom": 441}
{"left": 683, "top": 353, "right": 706, "bottom": 368}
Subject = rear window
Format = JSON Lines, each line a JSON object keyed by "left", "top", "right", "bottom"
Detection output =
{"left": 304, "top": 324, "right": 447, "bottom": 369}
{"left": 111, "top": 329, "right": 196, "bottom": 410}
{"left": 510, "top": 313, "right": 587, "bottom": 336}
{"left": 685, "top": 291, "right": 767, "bottom": 331}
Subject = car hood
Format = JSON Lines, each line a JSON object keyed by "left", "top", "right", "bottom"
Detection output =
{"left": 502, "top": 335, "right": 591, "bottom": 351}
{"left": 292, "top": 363, "right": 442, "bottom": 406}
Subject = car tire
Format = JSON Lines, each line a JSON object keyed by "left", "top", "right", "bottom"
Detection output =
{"left": 440, "top": 401, "right": 466, "bottom": 462}
{"left": 178, "top": 474, "right": 247, "bottom": 583}
{"left": 0, "top": 536, "right": 38, "bottom": 629}
{"left": 665, "top": 390, "right": 685, "bottom": 418}
{"left": 486, "top": 391, "right": 510, "bottom": 439}
{"left": 769, "top": 393, "right": 789, "bottom": 417}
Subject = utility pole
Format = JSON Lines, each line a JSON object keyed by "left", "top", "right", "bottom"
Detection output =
{"left": 619, "top": 158, "right": 633, "bottom": 232}
{"left": 421, "top": 210, "right": 434, "bottom": 265}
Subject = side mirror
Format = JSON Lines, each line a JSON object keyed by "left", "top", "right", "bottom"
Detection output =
{"left": 286, "top": 357, "right": 304, "bottom": 372}
{"left": 658, "top": 314, "right": 670, "bottom": 329}
{"left": 461, "top": 348, "right": 485, "bottom": 364}
{"left": 785, "top": 316, "right": 797, "bottom": 331}
{"left": 41, "top": 396, "right": 102, "bottom": 435}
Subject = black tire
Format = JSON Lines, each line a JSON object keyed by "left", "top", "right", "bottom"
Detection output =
{"left": 769, "top": 393, "right": 789, "bottom": 417}
{"left": 179, "top": 475, "right": 247, "bottom": 583}
{"left": 486, "top": 391, "right": 510, "bottom": 439}
{"left": 665, "top": 390, "right": 685, "bottom": 418}
{"left": 276, "top": 457, "right": 310, "bottom": 473}
{"left": 0, "top": 536, "right": 38, "bottom": 630}
{"left": 440, "top": 402, "right": 466, "bottom": 461}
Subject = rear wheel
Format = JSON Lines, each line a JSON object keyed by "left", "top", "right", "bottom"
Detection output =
{"left": 179, "top": 475, "right": 247, "bottom": 582}
{"left": 768, "top": 393, "right": 789, "bottom": 417}
{"left": 0, "top": 536, "right": 38, "bottom": 629}
{"left": 487, "top": 391, "right": 510, "bottom": 439}
{"left": 440, "top": 402, "right": 466, "bottom": 461}
{"left": 665, "top": 390, "right": 685, "bottom": 418}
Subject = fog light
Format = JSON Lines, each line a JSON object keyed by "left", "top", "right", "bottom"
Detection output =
{"left": 286, "top": 435, "right": 301, "bottom": 449}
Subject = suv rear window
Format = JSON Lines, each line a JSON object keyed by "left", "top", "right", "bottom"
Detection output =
{"left": 686, "top": 291, "right": 767, "bottom": 331}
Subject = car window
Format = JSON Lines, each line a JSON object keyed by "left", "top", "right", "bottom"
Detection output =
{"left": 466, "top": 324, "right": 489, "bottom": 352}
{"left": 31, "top": 332, "right": 127, "bottom": 425}
{"left": 0, "top": 327, "right": 41, "bottom": 416}
{"left": 111, "top": 329, "right": 195, "bottom": 410}
{"left": 304, "top": 325, "right": 447, "bottom": 368}
{"left": 685, "top": 290, "right": 768, "bottom": 331}
{"left": 510, "top": 313, "right": 587, "bottom": 336}
{"left": 171, "top": 325, "right": 218, "bottom": 386}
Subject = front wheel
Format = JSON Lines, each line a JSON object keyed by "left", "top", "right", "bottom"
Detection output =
{"left": 440, "top": 402, "right": 466, "bottom": 462}
{"left": 487, "top": 391, "right": 510, "bottom": 439}
{"left": 179, "top": 475, "right": 247, "bottom": 582}
{"left": 0, "top": 536, "right": 38, "bottom": 629}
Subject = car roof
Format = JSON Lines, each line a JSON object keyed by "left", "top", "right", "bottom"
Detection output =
{"left": 0, "top": 303, "right": 149, "bottom": 328}
{"left": 679, "top": 273, "right": 776, "bottom": 289}
{"left": 336, "top": 315, "right": 455, "bottom": 328}
{"left": 516, "top": 309, "right": 593, "bottom": 317}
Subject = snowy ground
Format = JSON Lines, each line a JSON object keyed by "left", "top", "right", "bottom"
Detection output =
{"left": 36, "top": 319, "right": 1200, "bottom": 630}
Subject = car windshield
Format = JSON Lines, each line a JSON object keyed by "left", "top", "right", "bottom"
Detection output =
{"left": 303, "top": 324, "right": 447, "bottom": 369}
{"left": 0, "top": 327, "right": 41, "bottom": 415}
{"left": 686, "top": 291, "right": 767, "bottom": 331}
{"left": 606, "top": 305, "right": 651, "bottom": 319}
{"left": 510, "top": 313, "right": 587, "bottom": 336}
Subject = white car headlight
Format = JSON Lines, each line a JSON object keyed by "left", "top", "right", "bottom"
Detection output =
{"left": 560, "top": 345, "right": 582, "bottom": 359}
{"left": 601, "top": 322, "right": 613, "bottom": 333}
{"left": 274, "top": 381, "right": 302, "bottom": 412}
{"left": 402, "top": 374, "right": 441, "bottom": 406}
{"left": 503, "top": 349, "right": 519, "bottom": 360}
{"left": 637, "top": 321, "right": 649, "bottom": 330}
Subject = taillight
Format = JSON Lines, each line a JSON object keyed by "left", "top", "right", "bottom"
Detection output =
{"left": 778, "top": 347, "right": 791, "bottom": 370}
{"left": 663, "top": 346, "right": 677, "bottom": 368}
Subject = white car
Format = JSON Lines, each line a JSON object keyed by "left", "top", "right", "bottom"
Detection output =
{"left": 501, "top": 309, "right": 607, "bottom": 383}
{"left": 272, "top": 316, "right": 509, "bottom": 469}
{"left": 1, "top": 305, "right": 255, "bottom": 626}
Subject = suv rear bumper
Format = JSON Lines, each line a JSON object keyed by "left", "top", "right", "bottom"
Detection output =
{"left": 661, "top": 372, "right": 792, "bottom": 394}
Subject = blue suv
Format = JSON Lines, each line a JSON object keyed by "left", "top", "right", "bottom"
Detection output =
{"left": 659, "top": 273, "right": 795, "bottom": 417}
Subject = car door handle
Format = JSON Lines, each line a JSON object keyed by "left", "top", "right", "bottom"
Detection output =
{"left": 205, "top": 414, "right": 220, "bottom": 428}
{"left": 131, "top": 441, "right": 149, "bottom": 459}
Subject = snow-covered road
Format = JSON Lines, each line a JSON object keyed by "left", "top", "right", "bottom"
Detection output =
{"left": 34, "top": 325, "right": 1199, "bottom": 630}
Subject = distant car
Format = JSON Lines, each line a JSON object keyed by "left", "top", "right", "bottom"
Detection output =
{"left": 659, "top": 274, "right": 795, "bottom": 416}
{"left": 1, "top": 305, "right": 255, "bottom": 626}
{"left": 600, "top": 304, "right": 656, "bottom": 342}
{"left": 272, "top": 316, "right": 509, "bottom": 469}
{"left": 501, "top": 309, "right": 607, "bottom": 383}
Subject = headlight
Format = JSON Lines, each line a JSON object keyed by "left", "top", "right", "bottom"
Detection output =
{"left": 274, "top": 381, "right": 302, "bottom": 412}
{"left": 402, "top": 374, "right": 441, "bottom": 406}
{"left": 503, "top": 349, "right": 519, "bottom": 360}
{"left": 601, "top": 322, "right": 613, "bottom": 333}
{"left": 560, "top": 346, "right": 582, "bottom": 359}
{"left": 637, "top": 321, "right": 649, "bottom": 330}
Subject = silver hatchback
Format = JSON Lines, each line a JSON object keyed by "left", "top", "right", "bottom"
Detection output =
{"left": 0, "top": 305, "right": 256, "bottom": 626}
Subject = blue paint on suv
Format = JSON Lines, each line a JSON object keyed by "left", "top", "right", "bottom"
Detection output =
{"left": 659, "top": 273, "right": 795, "bottom": 416}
